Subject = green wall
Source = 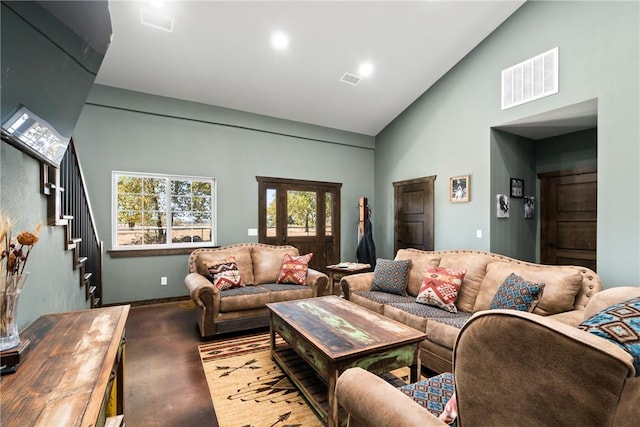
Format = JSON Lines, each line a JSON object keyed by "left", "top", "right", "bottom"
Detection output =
{"left": 374, "top": 0, "right": 639, "bottom": 287}
{"left": 1, "top": 143, "right": 88, "bottom": 331}
{"left": 73, "top": 85, "right": 375, "bottom": 304}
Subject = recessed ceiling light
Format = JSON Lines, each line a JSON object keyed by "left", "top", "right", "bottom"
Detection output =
{"left": 148, "top": 0, "right": 164, "bottom": 8}
{"left": 358, "top": 62, "right": 374, "bottom": 78}
{"left": 271, "top": 31, "right": 289, "bottom": 51}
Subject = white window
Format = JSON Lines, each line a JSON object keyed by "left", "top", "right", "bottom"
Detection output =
{"left": 112, "top": 171, "right": 216, "bottom": 250}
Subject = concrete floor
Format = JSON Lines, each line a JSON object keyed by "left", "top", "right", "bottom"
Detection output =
{"left": 124, "top": 301, "right": 220, "bottom": 427}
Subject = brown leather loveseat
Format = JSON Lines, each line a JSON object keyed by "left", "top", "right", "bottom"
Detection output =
{"left": 185, "top": 243, "right": 328, "bottom": 338}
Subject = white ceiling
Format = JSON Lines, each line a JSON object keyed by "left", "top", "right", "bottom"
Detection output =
{"left": 94, "top": 1, "right": 526, "bottom": 136}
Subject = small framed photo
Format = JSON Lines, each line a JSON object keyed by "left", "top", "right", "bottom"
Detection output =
{"left": 510, "top": 178, "right": 524, "bottom": 198}
{"left": 449, "top": 175, "right": 470, "bottom": 203}
{"left": 524, "top": 196, "right": 535, "bottom": 219}
{"left": 497, "top": 194, "right": 509, "bottom": 218}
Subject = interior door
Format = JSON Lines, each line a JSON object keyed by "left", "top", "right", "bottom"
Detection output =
{"left": 539, "top": 167, "right": 597, "bottom": 270}
{"left": 393, "top": 176, "right": 436, "bottom": 254}
{"left": 257, "top": 177, "right": 341, "bottom": 272}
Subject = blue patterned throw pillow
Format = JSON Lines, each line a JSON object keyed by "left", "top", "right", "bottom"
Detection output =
{"left": 489, "top": 272, "right": 545, "bottom": 312}
{"left": 370, "top": 258, "right": 412, "bottom": 296}
{"left": 578, "top": 296, "right": 640, "bottom": 376}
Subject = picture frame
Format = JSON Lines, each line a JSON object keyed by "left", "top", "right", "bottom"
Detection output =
{"left": 497, "top": 194, "right": 509, "bottom": 218}
{"left": 524, "top": 196, "right": 535, "bottom": 219}
{"left": 510, "top": 178, "right": 524, "bottom": 198}
{"left": 449, "top": 175, "right": 470, "bottom": 203}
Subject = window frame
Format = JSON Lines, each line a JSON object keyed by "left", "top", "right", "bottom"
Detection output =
{"left": 111, "top": 171, "right": 217, "bottom": 251}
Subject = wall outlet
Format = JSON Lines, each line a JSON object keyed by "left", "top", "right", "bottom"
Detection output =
{"left": 161, "top": 277, "right": 168, "bottom": 285}
{"left": 248, "top": 228, "right": 258, "bottom": 236}
{"left": 476, "top": 229, "right": 482, "bottom": 239}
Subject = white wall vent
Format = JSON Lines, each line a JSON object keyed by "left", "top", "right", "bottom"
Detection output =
{"left": 340, "top": 73, "right": 361, "bottom": 86}
{"left": 141, "top": 10, "right": 174, "bottom": 33}
{"left": 501, "top": 47, "right": 558, "bottom": 110}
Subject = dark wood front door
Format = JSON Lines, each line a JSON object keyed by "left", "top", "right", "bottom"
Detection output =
{"left": 393, "top": 176, "right": 436, "bottom": 254}
{"left": 257, "top": 176, "right": 341, "bottom": 272}
{"left": 539, "top": 167, "right": 597, "bottom": 271}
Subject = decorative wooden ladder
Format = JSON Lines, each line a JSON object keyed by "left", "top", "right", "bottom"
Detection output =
{"left": 41, "top": 139, "right": 103, "bottom": 308}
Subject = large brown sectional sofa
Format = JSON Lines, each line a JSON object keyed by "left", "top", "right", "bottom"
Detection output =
{"left": 185, "top": 243, "right": 329, "bottom": 338}
{"left": 341, "top": 249, "right": 603, "bottom": 373}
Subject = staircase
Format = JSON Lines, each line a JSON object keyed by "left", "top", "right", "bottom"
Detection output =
{"left": 41, "top": 139, "right": 103, "bottom": 308}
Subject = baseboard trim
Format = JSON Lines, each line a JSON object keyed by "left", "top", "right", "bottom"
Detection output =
{"left": 103, "top": 295, "right": 190, "bottom": 308}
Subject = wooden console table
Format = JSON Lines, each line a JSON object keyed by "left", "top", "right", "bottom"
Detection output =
{"left": 0, "top": 305, "right": 130, "bottom": 427}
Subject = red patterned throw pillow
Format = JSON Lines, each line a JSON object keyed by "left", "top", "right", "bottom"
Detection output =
{"left": 277, "top": 253, "right": 313, "bottom": 285}
{"left": 416, "top": 267, "right": 467, "bottom": 313}
{"left": 207, "top": 257, "right": 244, "bottom": 291}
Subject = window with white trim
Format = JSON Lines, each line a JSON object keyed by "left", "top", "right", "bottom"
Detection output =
{"left": 112, "top": 171, "right": 216, "bottom": 249}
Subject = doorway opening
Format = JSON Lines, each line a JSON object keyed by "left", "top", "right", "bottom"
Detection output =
{"left": 490, "top": 98, "right": 598, "bottom": 267}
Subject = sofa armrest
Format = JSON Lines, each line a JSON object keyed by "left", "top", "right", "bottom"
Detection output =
{"left": 185, "top": 272, "right": 219, "bottom": 309}
{"left": 306, "top": 268, "right": 329, "bottom": 296}
{"left": 340, "top": 272, "right": 374, "bottom": 300}
{"left": 337, "top": 367, "right": 445, "bottom": 427}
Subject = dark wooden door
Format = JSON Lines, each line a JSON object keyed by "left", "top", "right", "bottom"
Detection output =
{"left": 539, "top": 167, "right": 597, "bottom": 270}
{"left": 257, "top": 176, "right": 341, "bottom": 272}
{"left": 393, "top": 176, "right": 436, "bottom": 254}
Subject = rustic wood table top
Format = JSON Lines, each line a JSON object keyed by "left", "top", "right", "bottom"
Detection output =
{"left": 0, "top": 305, "right": 130, "bottom": 427}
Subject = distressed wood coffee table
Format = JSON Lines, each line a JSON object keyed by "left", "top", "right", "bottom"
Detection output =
{"left": 267, "top": 295, "right": 426, "bottom": 427}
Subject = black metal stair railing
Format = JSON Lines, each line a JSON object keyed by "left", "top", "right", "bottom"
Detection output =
{"left": 58, "top": 139, "right": 103, "bottom": 307}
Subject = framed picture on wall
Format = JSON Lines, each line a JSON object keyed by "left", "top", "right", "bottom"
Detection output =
{"left": 510, "top": 178, "right": 524, "bottom": 198}
{"left": 449, "top": 175, "right": 470, "bottom": 203}
{"left": 497, "top": 194, "right": 509, "bottom": 218}
{"left": 524, "top": 196, "right": 535, "bottom": 219}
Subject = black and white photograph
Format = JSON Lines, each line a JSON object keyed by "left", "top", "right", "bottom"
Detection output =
{"left": 497, "top": 194, "right": 509, "bottom": 218}
{"left": 524, "top": 196, "right": 535, "bottom": 219}
{"left": 510, "top": 178, "right": 524, "bottom": 198}
{"left": 449, "top": 175, "right": 470, "bottom": 202}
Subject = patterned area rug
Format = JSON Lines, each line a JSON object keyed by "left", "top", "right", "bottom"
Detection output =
{"left": 198, "top": 332, "right": 324, "bottom": 427}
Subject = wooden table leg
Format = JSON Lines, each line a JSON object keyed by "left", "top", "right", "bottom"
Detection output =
{"left": 328, "top": 368, "right": 338, "bottom": 427}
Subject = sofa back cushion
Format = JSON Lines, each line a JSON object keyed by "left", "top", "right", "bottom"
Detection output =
{"left": 251, "top": 245, "right": 300, "bottom": 285}
{"left": 394, "top": 249, "right": 440, "bottom": 296}
{"left": 194, "top": 246, "right": 254, "bottom": 285}
{"left": 474, "top": 262, "right": 583, "bottom": 315}
{"left": 438, "top": 252, "right": 497, "bottom": 313}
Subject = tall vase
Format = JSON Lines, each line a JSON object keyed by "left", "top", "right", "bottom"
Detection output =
{"left": 0, "top": 273, "right": 28, "bottom": 351}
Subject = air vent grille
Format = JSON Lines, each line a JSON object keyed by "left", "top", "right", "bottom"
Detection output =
{"left": 141, "top": 10, "right": 173, "bottom": 33}
{"left": 340, "top": 73, "right": 361, "bottom": 86}
{"left": 501, "top": 47, "right": 558, "bottom": 110}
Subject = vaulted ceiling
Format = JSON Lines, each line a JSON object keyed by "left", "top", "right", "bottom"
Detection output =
{"left": 94, "top": 1, "right": 526, "bottom": 136}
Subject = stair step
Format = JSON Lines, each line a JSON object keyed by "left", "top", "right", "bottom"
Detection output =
{"left": 84, "top": 272, "right": 93, "bottom": 283}
{"left": 92, "top": 297, "right": 101, "bottom": 308}
{"left": 61, "top": 215, "right": 73, "bottom": 220}
{"left": 77, "top": 257, "right": 88, "bottom": 269}
{"left": 67, "top": 237, "right": 82, "bottom": 250}
{"left": 89, "top": 285, "right": 96, "bottom": 295}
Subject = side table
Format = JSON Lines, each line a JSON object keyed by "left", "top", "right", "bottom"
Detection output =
{"left": 325, "top": 262, "right": 371, "bottom": 295}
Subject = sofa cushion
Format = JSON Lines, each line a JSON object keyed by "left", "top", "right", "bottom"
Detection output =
{"left": 416, "top": 267, "right": 466, "bottom": 313}
{"left": 398, "top": 372, "right": 456, "bottom": 416}
{"left": 489, "top": 272, "right": 544, "bottom": 312}
{"left": 371, "top": 258, "right": 412, "bottom": 295}
{"left": 251, "top": 245, "right": 299, "bottom": 285}
{"left": 474, "top": 262, "right": 583, "bottom": 315}
{"left": 578, "top": 296, "right": 640, "bottom": 376}
{"left": 277, "top": 253, "right": 313, "bottom": 285}
{"left": 197, "top": 246, "right": 254, "bottom": 285}
{"left": 259, "top": 283, "right": 315, "bottom": 302}
{"left": 218, "top": 286, "right": 271, "bottom": 312}
{"left": 207, "top": 257, "right": 244, "bottom": 290}
{"left": 394, "top": 249, "right": 441, "bottom": 296}
{"left": 438, "top": 252, "right": 496, "bottom": 313}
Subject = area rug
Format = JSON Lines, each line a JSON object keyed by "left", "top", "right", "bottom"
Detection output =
{"left": 199, "top": 332, "right": 415, "bottom": 427}
{"left": 199, "top": 332, "right": 324, "bottom": 427}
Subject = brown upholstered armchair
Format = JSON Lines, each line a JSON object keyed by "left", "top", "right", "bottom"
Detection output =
{"left": 336, "top": 286, "right": 640, "bottom": 426}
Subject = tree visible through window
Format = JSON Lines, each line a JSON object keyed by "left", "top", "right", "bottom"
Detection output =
{"left": 113, "top": 171, "right": 215, "bottom": 249}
